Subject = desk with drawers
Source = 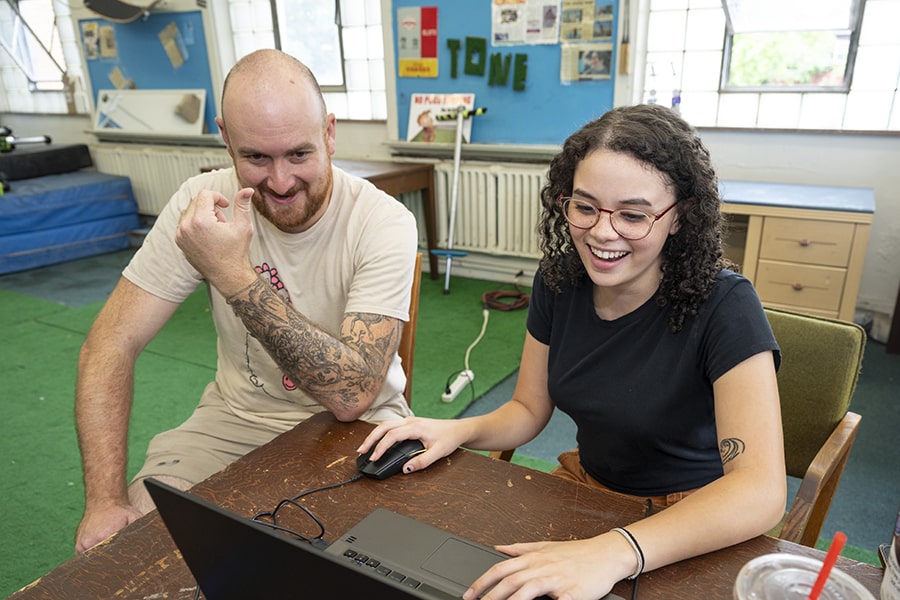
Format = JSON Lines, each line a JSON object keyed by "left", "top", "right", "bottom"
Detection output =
{"left": 720, "top": 180, "right": 874, "bottom": 322}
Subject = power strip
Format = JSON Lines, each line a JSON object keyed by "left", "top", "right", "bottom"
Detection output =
{"left": 441, "top": 370, "right": 474, "bottom": 403}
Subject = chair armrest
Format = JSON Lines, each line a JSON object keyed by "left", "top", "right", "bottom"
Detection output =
{"left": 781, "top": 411, "right": 862, "bottom": 547}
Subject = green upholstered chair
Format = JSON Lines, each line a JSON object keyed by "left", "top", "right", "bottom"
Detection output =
{"left": 765, "top": 307, "right": 865, "bottom": 547}
{"left": 490, "top": 307, "right": 866, "bottom": 549}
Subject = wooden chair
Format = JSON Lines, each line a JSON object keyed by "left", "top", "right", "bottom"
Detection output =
{"left": 489, "top": 306, "right": 866, "bottom": 549}
{"left": 764, "top": 307, "right": 865, "bottom": 547}
{"left": 398, "top": 252, "right": 422, "bottom": 406}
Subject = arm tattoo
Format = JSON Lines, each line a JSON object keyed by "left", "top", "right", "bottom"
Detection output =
{"left": 719, "top": 437, "right": 746, "bottom": 465}
{"left": 227, "top": 278, "right": 401, "bottom": 416}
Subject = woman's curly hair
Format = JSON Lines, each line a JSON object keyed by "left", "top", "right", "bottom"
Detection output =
{"left": 538, "top": 103, "right": 730, "bottom": 333}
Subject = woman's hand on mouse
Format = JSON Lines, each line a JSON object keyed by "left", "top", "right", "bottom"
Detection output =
{"left": 357, "top": 416, "right": 470, "bottom": 474}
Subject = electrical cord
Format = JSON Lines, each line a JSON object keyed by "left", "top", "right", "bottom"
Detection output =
{"left": 252, "top": 473, "right": 365, "bottom": 542}
{"left": 442, "top": 278, "right": 530, "bottom": 401}
{"left": 190, "top": 472, "right": 365, "bottom": 599}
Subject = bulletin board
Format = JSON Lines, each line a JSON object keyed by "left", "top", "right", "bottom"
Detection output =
{"left": 392, "top": 0, "right": 618, "bottom": 147}
{"left": 78, "top": 10, "right": 217, "bottom": 134}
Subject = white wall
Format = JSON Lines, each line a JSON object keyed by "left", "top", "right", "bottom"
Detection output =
{"left": 2, "top": 113, "right": 93, "bottom": 145}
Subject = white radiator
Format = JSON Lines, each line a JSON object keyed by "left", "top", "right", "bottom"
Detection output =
{"left": 90, "top": 144, "right": 230, "bottom": 215}
{"left": 399, "top": 162, "right": 545, "bottom": 259}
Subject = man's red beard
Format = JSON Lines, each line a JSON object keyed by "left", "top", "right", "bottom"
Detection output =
{"left": 250, "top": 170, "right": 332, "bottom": 233}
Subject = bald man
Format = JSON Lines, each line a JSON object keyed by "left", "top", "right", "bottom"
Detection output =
{"left": 74, "top": 50, "right": 418, "bottom": 553}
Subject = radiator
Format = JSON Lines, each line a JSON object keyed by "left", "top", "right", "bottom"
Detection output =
{"left": 399, "top": 162, "right": 545, "bottom": 259}
{"left": 90, "top": 144, "right": 230, "bottom": 215}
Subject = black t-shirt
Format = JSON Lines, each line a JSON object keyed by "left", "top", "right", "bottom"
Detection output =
{"left": 527, "top": 269, "right": 780, "bottom": 495}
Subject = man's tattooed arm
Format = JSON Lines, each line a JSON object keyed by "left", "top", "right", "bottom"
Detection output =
{"left": 719, "top": 437, "right": 746, "bottom": 465}
{"left": 227, "top": 277, "right": 402, "bottom": 421}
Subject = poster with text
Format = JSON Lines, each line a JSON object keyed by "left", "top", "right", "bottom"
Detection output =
{"left": 407, "top": 93, "right": 476, "bottom": 142}
{"left": 492, "top": 0, "right": 561, "bottom": 45}
{"left": 397, "top": 6, "right": 439, "bottom": 78}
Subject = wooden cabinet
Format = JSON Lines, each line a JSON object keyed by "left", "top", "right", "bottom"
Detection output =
{"left": 720, "top": 181, "right": 874, "bottom": 322}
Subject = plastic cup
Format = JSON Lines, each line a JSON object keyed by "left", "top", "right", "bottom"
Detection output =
{"left": 734, "top": 553, "right": 876, "bottom": 600}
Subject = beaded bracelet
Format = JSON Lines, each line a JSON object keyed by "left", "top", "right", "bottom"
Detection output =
{"left": 611, "top": 526, "right": 645, "bottom": 580}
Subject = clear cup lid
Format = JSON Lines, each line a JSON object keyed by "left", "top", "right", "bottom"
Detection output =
{"left": 734, "top": 553, "right": 875, "bottom": 600}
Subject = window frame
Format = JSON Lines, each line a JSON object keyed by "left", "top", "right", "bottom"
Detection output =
{"left": 718, "top": 0, "right": 867, "bottom": 94}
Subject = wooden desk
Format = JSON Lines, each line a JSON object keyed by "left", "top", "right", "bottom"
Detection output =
{"left": 11, "top": 414, "right": 883, "bottom": 599}
{"left": 334, "top": 159, "right": 438, "bottom": 279}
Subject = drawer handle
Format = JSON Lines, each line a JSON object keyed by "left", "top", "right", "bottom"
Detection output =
{"left": 798, "top": 239, "right": 811, "bottom": 247}
{"left": 792, "top": 282, "right": 805, "bottom": 291}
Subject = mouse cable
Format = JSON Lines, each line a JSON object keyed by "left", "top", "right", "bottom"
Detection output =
{"left": 251, "top": 472, "right": 365, "bottom": 545}
{"left": 188, "top": 473, "right": 365, "bottom": 600}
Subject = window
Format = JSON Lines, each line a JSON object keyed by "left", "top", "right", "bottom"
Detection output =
{"left": 721, "top": 0, "right": 864, "bottom": 92}
{"left": 0, "top": 0, "right": 66, "bottom": 90}
{"left": 0, "top": 0, "right": 84, "bottom": 113}
{"left": 642, "top": 0, "right": 900, "bottom": 130}
{"left": 272, "top": 0, "right": 344, "bottom": 89}
{"left": 227, "top": 0, "right": 386, "bottom": 120}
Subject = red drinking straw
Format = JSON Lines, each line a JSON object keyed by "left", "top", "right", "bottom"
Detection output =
{"left": 809, "top": 531, "right": 848, "bottom": 600}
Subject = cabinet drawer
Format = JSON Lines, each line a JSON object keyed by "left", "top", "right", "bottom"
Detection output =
{"left": 755, "top": 260, "right": 846, "bottom": 312}
{"left": 760, "top": 217, "right": 854, "bottom": 267}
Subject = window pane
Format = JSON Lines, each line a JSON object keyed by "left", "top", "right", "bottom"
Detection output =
{"left": 323, "top": 91, "right": 346, "bottom": 113}
{"left": 340, "top": 0, "right": 365, "bottom": 27}
{"left": 679, "top": 91, "right": 719, "bottom": 125}
{"left": 685, "top": 8, "right": 724, "bottom": 51}
{"left": 682, "top": 50, "right": 722, "bottom": 90}
{"left": 728, "top": 31, "right": 850, "bottom": 88}
{"left": 858, "top": 0, "right": 900, "bottom": 45}
{"left": 276, "top": 0, "right": 343, "bottom": 86}
{"left": 364, "top": 0, "right": 382, "bottom": 24}
{"left": 346, "top": 90, "right": 373, "bottom": 120}
{"left": 368, "top": 59, "right": 385, "bottom": 92}
{"left": 844, "top": 90, "right": 893, "bottom": 129}
{"left": 798, "top": 93, "right": 847, "bottom": 129}
{"left": 852, "top": 45, "right": 900, "bottom": 91}
{"left": 647, "top": 10, "right": 687, "bottom": 51}
{"left": 646, "top": 52, "right": 684, "bottom": 88}
{"left": 366, "top": 24, "right": 384, "bottom": 60}
{"left": 718, "top": 92, "right": 759, "bottom": 127}
{"left": 345, "top": 58, "right": 370, "bottom": 91}
{"left": 757, "top": 93, "right": 802, "bottom": 128}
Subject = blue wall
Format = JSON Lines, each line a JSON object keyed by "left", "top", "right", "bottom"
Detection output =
{"left": 80, "top": 11, "right": 216, "bottom": 134}
{"left": 392, "top": 0, "right": 617, "bottom": 146}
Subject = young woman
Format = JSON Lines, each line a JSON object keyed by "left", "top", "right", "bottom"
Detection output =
{"left": 359, "top": 104, "right": 786, "bottom": 600}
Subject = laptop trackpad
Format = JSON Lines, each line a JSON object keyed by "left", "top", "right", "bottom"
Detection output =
{"left": 420, "top": 538, "right": 505, "bottom": 586}
{"left": 420, "top": 537, "right": 626, "bottom": 600}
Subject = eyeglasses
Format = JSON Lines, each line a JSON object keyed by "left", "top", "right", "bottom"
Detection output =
{"left": 559, "top": 196, "right": 677, "bottom": 240}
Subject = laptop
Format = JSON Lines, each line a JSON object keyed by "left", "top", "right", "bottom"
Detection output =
{"left": 146, "top": 478, "right": 516, "bottom": 599}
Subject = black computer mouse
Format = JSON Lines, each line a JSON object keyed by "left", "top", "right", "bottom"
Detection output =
{"left": 357, "top": 438, "right": 426, "bottom": 480}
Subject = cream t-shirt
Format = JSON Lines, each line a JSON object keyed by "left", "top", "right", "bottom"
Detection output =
{"left": 124, "top": 165, "right": 418, "bottom": 434}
